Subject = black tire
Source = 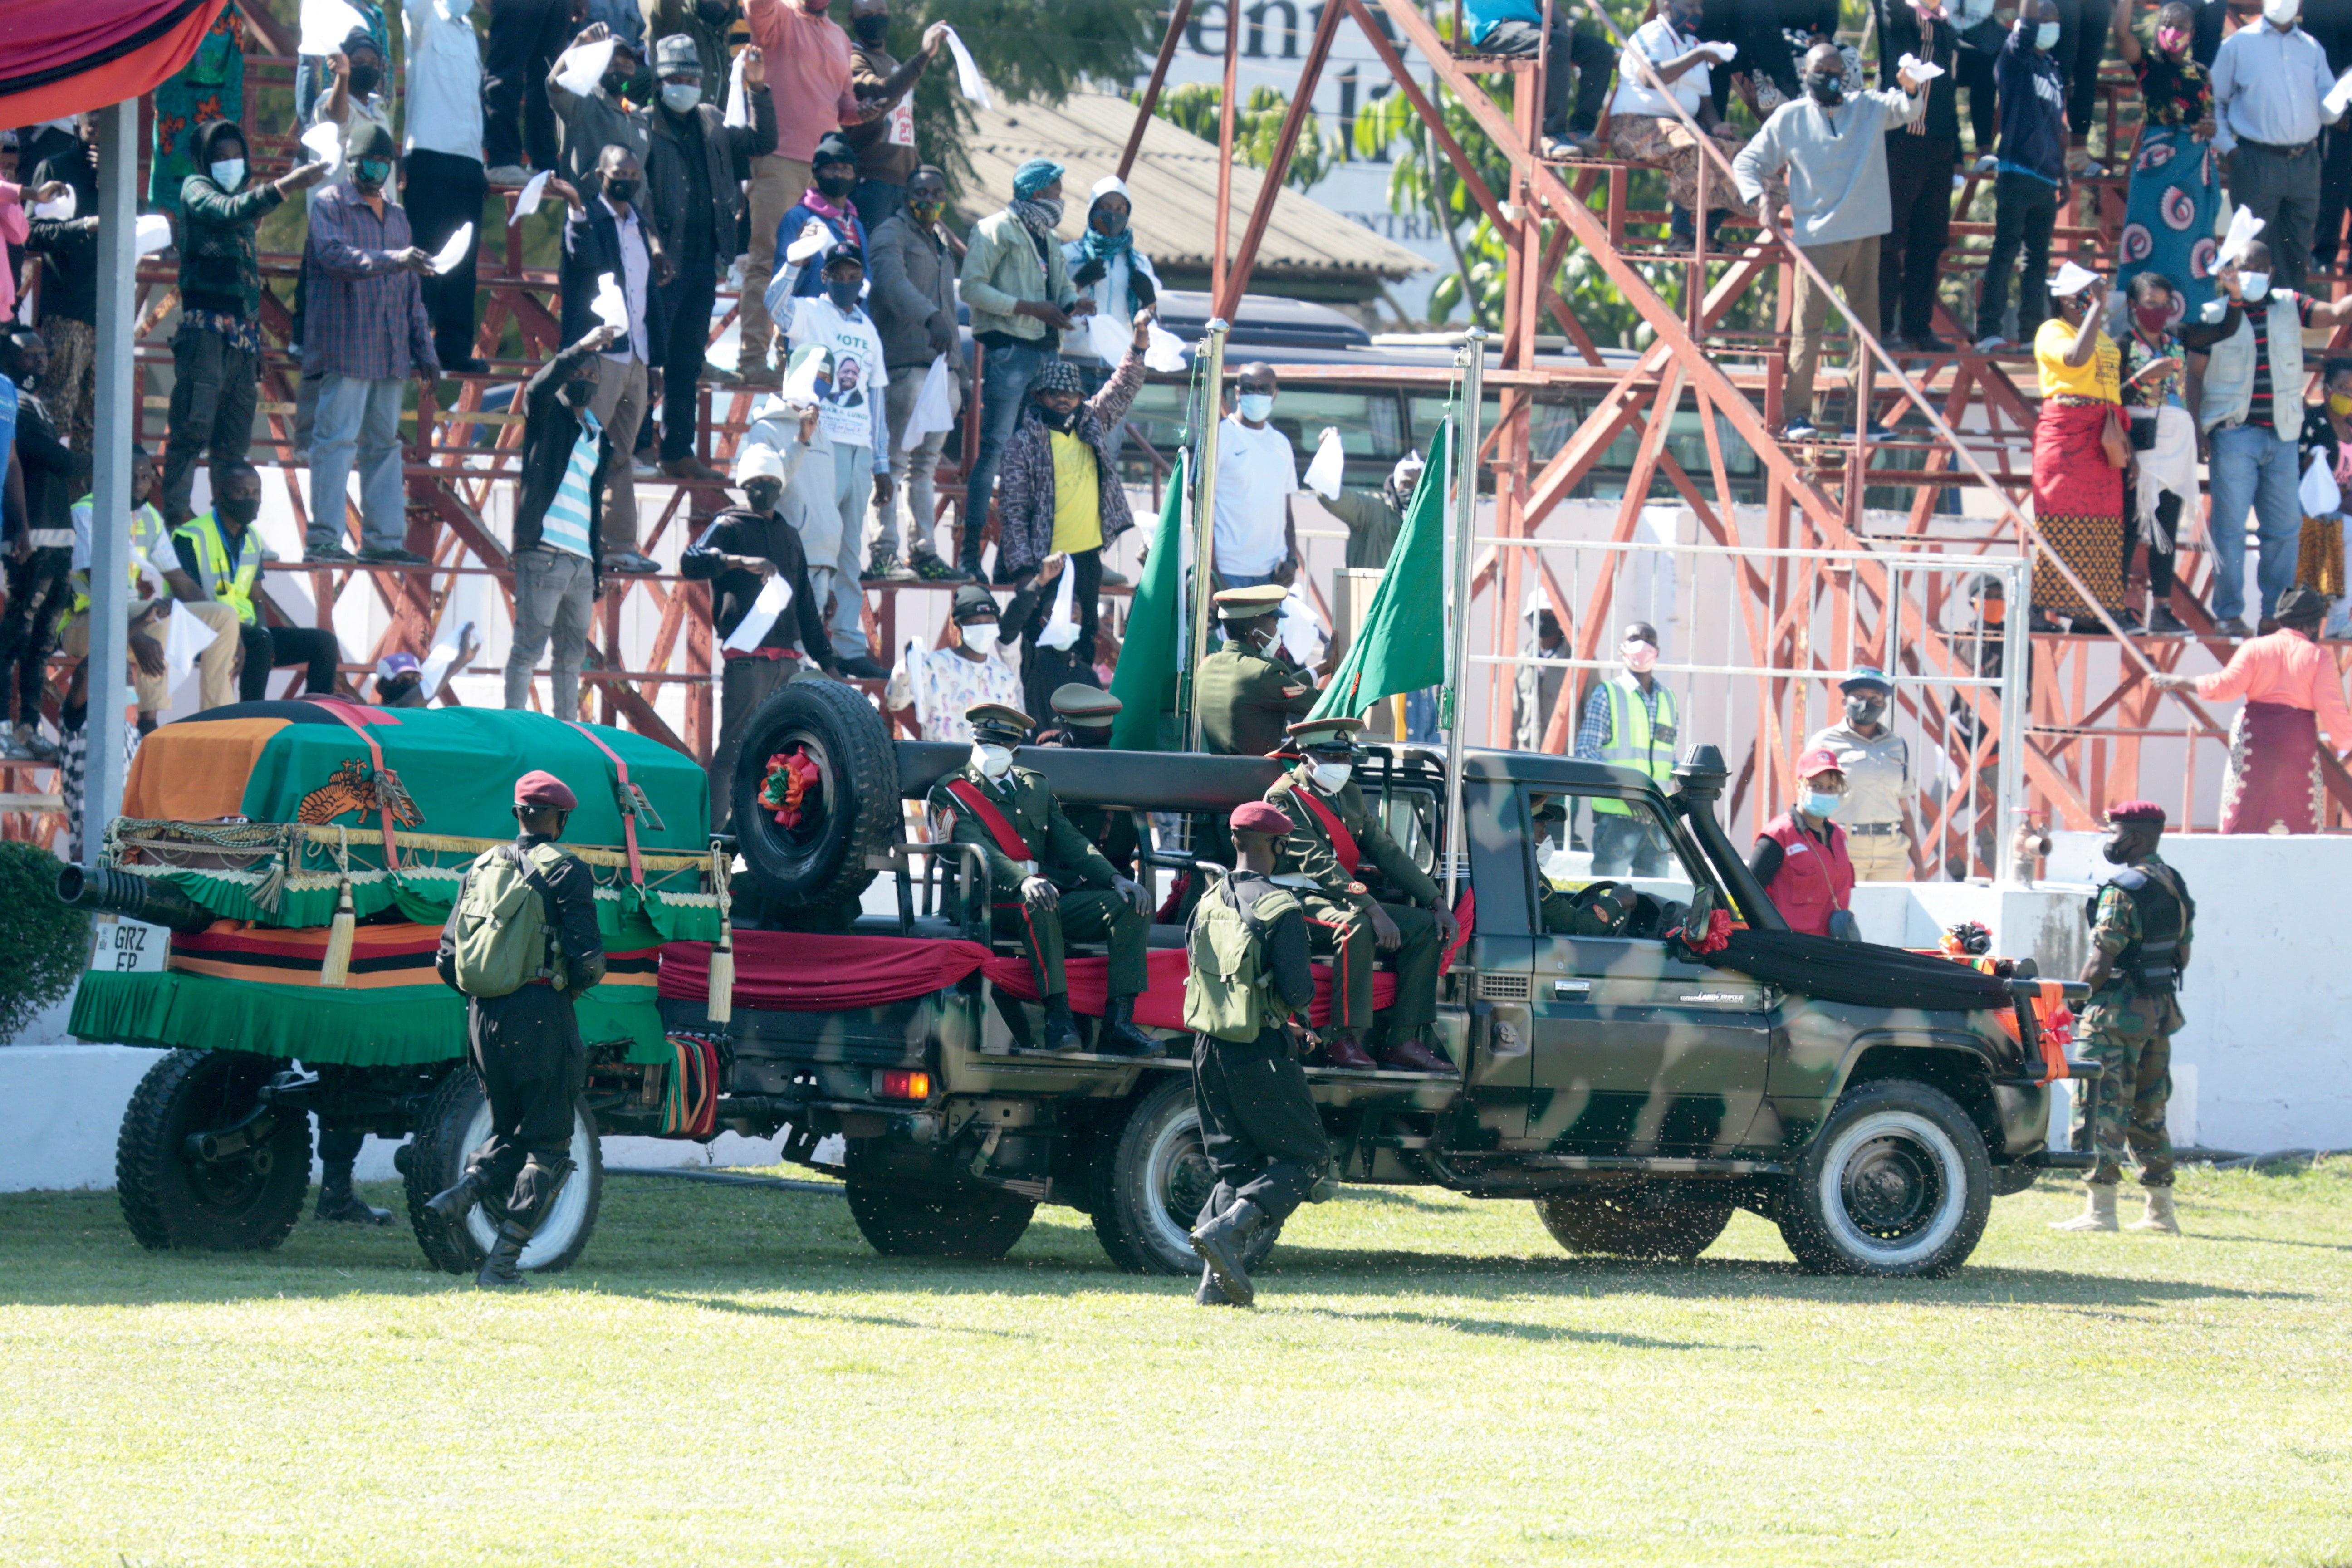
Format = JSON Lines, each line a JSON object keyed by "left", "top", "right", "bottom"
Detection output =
{"left": 841, "top": 1146, "right": 1036, "bottom": 1259}
{"left": 1092, "top": 1075, "right": 1284, "bottom": 1276}
{"left": 116, "top": 1049, "right": 313, "bottom": 1252}
{"left": 1533, "top": 1183, "right": 1735, "bottom": 1261}
{"left": 1779, "top": 1078, "right": 1993, "bottom": 1278}
{"left": 402, "top": 1067, "right": 603, "bottom": 1276}
{"left": 732, "top": 675, "right": 897, "bottom": 911}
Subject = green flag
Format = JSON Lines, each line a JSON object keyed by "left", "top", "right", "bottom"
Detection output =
{"left": 1110, "top": 451, "right": 1186, "bottom": 749}
{"left": 1309, "top": 418, "right": 1450, "bottom": 721}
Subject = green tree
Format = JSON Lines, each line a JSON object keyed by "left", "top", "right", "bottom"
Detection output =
{"left": 0, "top": 843, "right": 89, "bottom": 1044}
{"left": 1143, "top": 83, "right": 1346, "bottom": 193}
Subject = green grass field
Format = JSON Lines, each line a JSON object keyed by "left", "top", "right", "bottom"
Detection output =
{"left": 3, "top": 1162, "right": 2348, "bottom": 1567}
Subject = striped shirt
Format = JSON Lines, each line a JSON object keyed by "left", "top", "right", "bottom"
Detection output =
{"left": 541, "top": 409, "right": 601, "bottom": 559}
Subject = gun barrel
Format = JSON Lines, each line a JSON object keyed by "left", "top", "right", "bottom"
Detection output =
{"left": 55, "top": 865, "right": 217, "bottom": 934}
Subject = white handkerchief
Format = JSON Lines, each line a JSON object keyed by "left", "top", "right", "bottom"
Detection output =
{"left": 1701, "top": 39, "right": 1740, "bottom": 61}
{"left": 508, "top": 168, "right": 551, "bottom": 224}
{"left": 1083, "top": 309, "right": 1129, "bottom": 366}
{"left": 722, "top": 574, "right": 795, "bottom": 653}
{"left": 2328, "top": 67, "right": 2352, "bottom": 118}
{"left": 162, "top": 603, "right": 211, "bottom": 689}
{"left": 940, "top": 25, "right": 990, "bottom": 108}
{"left": 781, "top": 343, "right": 831, "bottom": 404}
{"left": 134, "top": 214, "right": 173, "bottom": 257}
{"left": 1899, "top": 51, "right": 1945, "bottom": 82}
{"left": 1144, "top": 319, "right": 1187, "bottom": 372}
{"left": 2051, "top": 260, "right": 2101, "bottom": 296}
{"left": 724, "top": 51, "right": 751, "bottom": 128}
{"left": 900, "top": 355, "right": 956, "bottom": 451}
{"left": 555, "top": 38, "right": 618, "bottom": 101}
{"left": 2217, "top": 204, "right": 2266, "bottom": 269}
{"left": 32, "top": 186, "right": 75, "bottom": 220}
{"left": 418, "top": 640, "right": 460, "bottom": 701}
{"left": 299, "top": 119, "right": 344, "bottom": 175}
{"left": 785, "top": 219, "right": 832, "bottom": 265}
{"left": 1036, "top": 562, "right": 1081, "bottom": 651}
{"left": 1303, "top": 426, "right": 1346, "bottom": 499}
{"left": 430, "top": 222, "right": 474, "bottom": 274}
{"left": 2303, "top": 450, "right": 2342, "bottom": 516}
{"left": 299, "top": 0, "right": 368, "bottom": 57}
{"left": 592, "top": 271, "right": 628, "bottom": 331}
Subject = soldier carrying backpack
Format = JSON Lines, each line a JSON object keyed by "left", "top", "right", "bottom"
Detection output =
{"left": 424, "top": 770, "right": 608, "bottom": 1287}
{"left": 1183, "top": 800, "right": 1325, "bottom": 1309}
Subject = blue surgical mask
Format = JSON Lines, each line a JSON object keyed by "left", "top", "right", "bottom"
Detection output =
{"left": 210, "top": 158, "right": 246, "bottom": 190}
{"left": 1802, "top": 790, "right": 1842, "bottom": 818}
{"left": 1237, "top": 392, "right": 1274, "bottom": 422}
{"left": 660, "top": 82, "right": 702, "bottom": 113}
{"left": 2239, "top": 271, "right": 2272, "bottom": 302}
{"left": 2034, "top": 20, "right": 2060, "bottom": 47}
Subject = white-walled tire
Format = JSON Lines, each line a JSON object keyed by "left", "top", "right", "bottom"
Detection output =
{"left": 403, "top": 1068, "right": 603, "bottom": 1276}
{"left": 1092, "top": 1076, "right": 1284, "bottom": 1276}
{"left": 1779, "top": 1079, "right": 1991, "bottom": 1278}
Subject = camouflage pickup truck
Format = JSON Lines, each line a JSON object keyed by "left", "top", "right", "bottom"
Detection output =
{"left": 704, "top": 682, "right": 2094, "bottom": 1281}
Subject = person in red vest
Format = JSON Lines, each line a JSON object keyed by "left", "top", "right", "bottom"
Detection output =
{"left": 1749, "top": 747, "right": 1860, "bottom": 940}
{"left": 923, "top": 701, "right": 1158, "bottom": 1056}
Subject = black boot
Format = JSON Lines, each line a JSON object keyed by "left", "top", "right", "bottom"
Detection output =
{"left": 1189, "top": 1197, "right": 1266, "bottom": 1307}
{"left": 1195, "top": 1260, "right": 1241, "bottom": 1307}
{"left": 423, "top": 1167, "right": 486, "bottom": 1221}
{"left": 1040, "top": 993, "right": 1083, "bottom": 1053}
{"left": 315, "top": 1168, "right": 392, "bottom": 1225}
{"left": 475, "top": 1220, "right": 532, "bottom": 1288}
{"left": 1097, "top": 995, "right": 1161, "bottom": 1057}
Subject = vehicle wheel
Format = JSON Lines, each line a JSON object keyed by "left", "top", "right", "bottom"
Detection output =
{"left": 732, "top": 675, "right": 898, "bottom": 911}
{"left": 116, "top": 1049, "right": 312, "bottom": 1251}
{"left": 1779, "top": 1078, "right": 1993, "bottom": 1278}
{"left": 402, "top": 1068, "right": 603, "bottom": 1276}
{"left": 1092, "top": 1075, "right": 1284, "bottom": 1276}
{"left": 1533, "top": 1183, "right": 1735, "bottom": 1261}
{"left": 843, "top": 1177, "right": 1035, "bottom": 1259}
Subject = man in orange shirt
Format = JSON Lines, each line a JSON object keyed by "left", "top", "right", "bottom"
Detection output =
{"left": 2152, "top": 586, "right": 2352, "bottom": 832}
{"left": 740, "top": 0, "right": 877, "bottom": 380}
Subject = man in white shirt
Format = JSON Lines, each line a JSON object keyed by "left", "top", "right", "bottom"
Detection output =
{"left": 1213, "top": 362, "right": 1300, "bottom": 588}
{"left": 402, "top": 0, "right": 490, "bottom": 372}
{"left": 1607, "top": 0, "right": 1745, "bottom": 251}
{"left": 2212, "top": 0, "right": 2345, "bottom": 292}
{"left": 755, "top": 240, "right": 895, "bottom": 676}
{"left": 885, "top": 583, "right": 1024, "bottom": 741}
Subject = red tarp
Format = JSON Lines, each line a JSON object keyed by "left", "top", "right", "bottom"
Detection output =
{"left": 0, "top": 0, "right": 229, "bottom": 126}
{"left": 659, "top": 919, "right": 1479, "bottom": 1030}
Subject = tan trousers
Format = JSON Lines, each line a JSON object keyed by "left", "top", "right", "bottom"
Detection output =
{"left": 1789, "top": 234, "right": 1881, "bottom": 424}
{"left": 61, "top": 598, "right": 241, "bottom": 713}
{"left": 588, "top": 354, "right": 650, "bottom": 551}
{"left": 741, "top": 154, "right": 813, "bottom": 374}
{"left": 1846, "top": 829, "right": 1912, "bottom": 882}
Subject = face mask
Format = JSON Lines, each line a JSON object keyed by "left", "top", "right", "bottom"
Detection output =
{"left": 2265, "top": 0, "right": 2299, "bottom": 24}
{"left": 2156, "top": 25, "right": 2188, "bottom": 51}
{"left": 908, "top": 196, "right": 945, "bottom": 223}
{"left": 960, "top": 622, "right": 999, "bottom": 654}
{"left": 1668, "top": 2, "right": 1702, "bottom": 29}
{"left": 217, "top": 495, "right": 261, "bottom": 526}
{"left": 744, "top": 480, "right": 783, "bottom": 513}
{"left": 1801, "top": 790, "right": 1842, "bottom": 818}
{"left": 1806, "top": 72, "right": 1845, "bottom": 103}
{"left": 816, "top": 172, "right": 858, "bottom": 200}
{"left": 563, "top": 379, "right": 597, "bottom": 411}
{"left": 2239, "top": 271, "right": 2271, "bottom": 302}
{"left": 603, "top": 176, "right": 639, "bottom": 204}
{"left": 348, "top": 64, "right": 382, "bottom": 96}
{"left": 825, "top": 276, "right": 862, "bottom": 309}
{"left": 209, "top": 158, "right": 246, "bottom": 190}
{"left": 1021, "top": 195, "right": 1064, "bottom": 227}
{"left": 1623, "top": 640, "right": 1659, "bottom": 673}
{"left": 1846, "top": 696, "right": 1886, "bottom": 725}
{"left": 973, "top": 742, "right": 1014, "bottom": 777}
{"left": 1978, "top": 597, "right": 2007, "bottom": 624}
{"left": 2330, "top": 392, "right": 2352, "bottom": 415}
{"left": 853, "top": 12, "right": 889, "bottom": 41}
{"left": 1091, "top": 206, "right": 1128, "bottom": 236}
{"left": 1237, "top": 392, "right": 1274, "bottom": 422}
{"left": 1312, "top": 761, "right": 1352, "bottom": 793}
{"left": 353, "top": 158, "right": 392, "bottom": 191}
{"left": 2134, "top": 303, "right": 2174, "bottom": 332}
{"left": 2101, "top": 837, "right": 2135, "bottom": 865}
{"left": 661, "top": 82, "right": 702, "bottom": 113}
{"left": 696, "top": 0, "right": 732, "bottom": 19}
{"left": 382, "top": 676, "right": 421, "bottom": 704}
{"left": 2034, "top": 21, "right": 2060, "bottom": 48}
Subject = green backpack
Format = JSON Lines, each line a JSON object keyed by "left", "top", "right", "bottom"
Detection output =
{"left": 450, "top": 842, "right": 575, "bottom": 998}
{"left": 1183, "top": 872, "right": 1298, "bottom": 1043}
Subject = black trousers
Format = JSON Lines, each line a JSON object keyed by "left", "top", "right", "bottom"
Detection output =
{"left": 163, "top": 326, "right": 259, "bottom": 524}
{"left": 482, "top": 0, "right": 568, "bottom": 172}
{"left": 654, "top": 260, "right": 719, "bottom": 462}
{"left": 0, "top": 547, "right": 71, "bottom": 722}
{"left": 1192, "top": 1032, "right": 1329, "bottom": 1226}
{"left": 1882, "top": 134, "right": 1957, "bottom": 341}
{"left": 464, "top": 985, "right": 586, "bottom": 1216}
{"left": 238, "top": 622, "right": 339, "bottom": 701}
{"left": 1017, "top": 546, "right": 1101, "bottom": 716}
{"left": 1953, "top": 35, "right": 1999, "bottom": 157}
{"left": 1478, "top": 18, "right": 1612, "bottom": 138}
{"left": 2318, "top": 122, "right": 2352, "bottom": 270}
{"left": 1703, "top": 10, "right": 1806, "bottom": 116}
{"left": 2051, "top": 0, "right": 2115, "bottom": 137}
{"left": 404, "top": 149, "right": 488, "bottom": 367}
{"left": 1979, "top": 171, "right": 2058, "bottom": 343}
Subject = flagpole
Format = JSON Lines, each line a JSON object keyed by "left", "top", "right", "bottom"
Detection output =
{"left": 1445, "top": 328, "right": 1489, "bottom": 909}
{"left": 1182, "top": 317, "right": 1231, "bottom": 751}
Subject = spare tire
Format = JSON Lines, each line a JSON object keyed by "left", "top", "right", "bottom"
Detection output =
{"left": 732, "top": 674, "right": 898, "bottom": 910}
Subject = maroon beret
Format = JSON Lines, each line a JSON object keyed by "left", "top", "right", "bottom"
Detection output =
{"left": 1230, "top": 801, "right": 1293, "bottom": 837}
{"left": 514, "top": 769, "right": 578, "bottom": 809}
{"left": 2107, "top": 799, "right": 2166, "bottom": 825}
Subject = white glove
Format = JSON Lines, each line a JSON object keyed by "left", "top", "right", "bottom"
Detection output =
{"left": 1113, "top": 875, "right": 1150, "bottom": 916}
{"left": 1700, "top": 39, "right": 1740, "bottom": 61}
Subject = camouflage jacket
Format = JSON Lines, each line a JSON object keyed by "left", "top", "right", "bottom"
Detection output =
{"left": 927, "top": 763, "right": 1118, "bottom": 897}
{"left": 1267, "top": 764, "right": 1441, "bottom": 911}
{"left": 2082, "top": 853, "right": 2191, "bottom": 1034}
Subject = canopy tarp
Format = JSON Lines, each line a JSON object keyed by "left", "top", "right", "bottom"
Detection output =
{"left": 0, "top": 0, "right": 228, "bottom": 125}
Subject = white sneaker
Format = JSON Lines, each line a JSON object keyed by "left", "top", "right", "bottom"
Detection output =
{"left": 1975, "top": 334, "right": 2008, "bottom": 354}
{"left": 1973, "top": 154, "right": 1998, "bottom": 175}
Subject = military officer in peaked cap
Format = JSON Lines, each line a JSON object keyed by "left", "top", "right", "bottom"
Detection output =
{"left": 1196, "top": 583, "right": 1321, "bottom": 757}
{"left": 926, "top": 702, "right": 1160, "bottom": 1055}
{"left": 1035, "top": 683, "right": 1139, "bottom": 878}
{"left": 1267, "top": 715, "right": 1459, "bottom": 1073}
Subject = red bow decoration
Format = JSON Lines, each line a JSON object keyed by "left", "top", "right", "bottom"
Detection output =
{"left": 760, "top": 748, "right": 824, "bottom": 827}
{"left": 1672, "top": 907, "right": 1733, "bottom": 956}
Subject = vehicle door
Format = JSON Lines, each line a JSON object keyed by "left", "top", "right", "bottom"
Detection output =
{"left": 1523, "top": 788, "right": 1772, "bottom": 1157}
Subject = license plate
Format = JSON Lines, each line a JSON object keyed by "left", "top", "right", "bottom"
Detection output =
{"left": 89, "top": 914, "right": 167, "bottom": 974}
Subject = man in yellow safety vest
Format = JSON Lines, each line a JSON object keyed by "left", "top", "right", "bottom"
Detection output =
{"left": 166, "top": 459, "right": 342, "bottom": 702}
{"left": 1573, "top": 620, "right": 1680, "bottom": 877}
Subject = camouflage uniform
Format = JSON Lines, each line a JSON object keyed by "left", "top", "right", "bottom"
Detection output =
{"left": 2073, "top": 853, "right": 2194, "bottom": 1188}
{"left": 1268, "top": 762, "right": 1446, "bottom": 1035}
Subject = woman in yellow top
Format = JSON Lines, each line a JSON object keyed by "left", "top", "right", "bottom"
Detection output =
{"left": 2032, "top": 265, "right": 2131, "bottom": 630}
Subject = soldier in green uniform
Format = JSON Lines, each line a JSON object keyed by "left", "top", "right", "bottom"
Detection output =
{"left": 2053, "top": 799, "right": 2194, "bottom": 1236}
{"left": 1034, "top": 682, "right": 1140, "bottom": 877}
{"left": 1268, "top": 716, "right": 1460, "bottom": 1073}
{"left": 926, "top": 702, "right": 1160, "bottom": 1056}
{"left": 1195, "top": 583, "right": 1320, "bottom": 757}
